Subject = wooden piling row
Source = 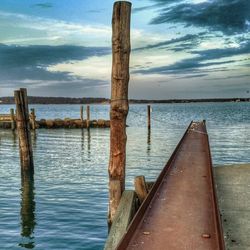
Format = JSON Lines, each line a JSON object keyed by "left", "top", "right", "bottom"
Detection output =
{"left": 0, "top": 106, "right": 110, "bottom": 129}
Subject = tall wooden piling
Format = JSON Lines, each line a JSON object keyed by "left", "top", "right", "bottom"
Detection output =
{"left": 14, "top": 88, "right": 34, "bottom": 174}
{"left": 108, "top": 1, "right": 131, "bottom": 226}
{"left": 86, "top": 105, "right": 90, "bottom": 129}
{"left": 147, "top": 105, "right": 151, "bottom": 129}
{"left": 10, "top": 108, "right": 15, "bottom": 131}
{"left": 30, "top": 108, "right": 36, "bottom": 130}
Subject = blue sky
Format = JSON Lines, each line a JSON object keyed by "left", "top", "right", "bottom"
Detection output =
{"left": 0, "top": 0, "right": 249, "bottom": 98}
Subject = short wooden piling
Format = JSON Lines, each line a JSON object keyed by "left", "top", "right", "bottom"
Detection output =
{"left": 86, "top": 105, "right": 90, "bottom": 129}
{"left": 80, "top": 106, "right": 84, "bottom": 127}
{"left": 30, "top": 108, "right": 36, "bottom": 130}
{"left": 108, "top": 1, "right": 132, "bottom": 226}
{"left": 14, "top": 88, "right": 34, "bottom": 174}
{"left": 134, "top": 175, "right": 148, "bottom": 204}
{"left": 10, "top": 108, "right": 15, "bottom": 131}
{"left": 147, "top": 105, "right": 151, "bottom": 129}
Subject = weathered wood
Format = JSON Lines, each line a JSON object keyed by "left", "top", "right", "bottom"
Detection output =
{"left": 80, "top": 106, "right": 84, "bottom": 127}
{"left": 30, "top": 108, "right": 36, "bottom": 130}
{"left": 147, "top": 105, "right": 151, "bottom": 129}
{"left": 146, "top": 181, "right": 155, "bottom": 191}
{"left": 108, "top": 1, "right": 132, "bottom": 225}
{"left": 104, "top": 190, "right": 137, "bottom": 250}
{"left": 10, "top": 108, "right": 15, "bottom": 130}
{"left": 86, "top": 105, "right": 90, "bottom": 129}
{"left": 35, "top": 118, "right": 110, "bottom": 129}
{"left": 0, "top": 114, "right": 12, "bottom": 121}
{"left": 14, "top": 88, "right": 34, "bottom": 174}
{"left": 108, "top": 180, "right": 122, "bottom": 228}
{"left": 134, "top": 175, "right": 148, "bottom": 204}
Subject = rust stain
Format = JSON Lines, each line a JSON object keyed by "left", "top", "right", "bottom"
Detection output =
{"left": 116, "top": 121, "right": 225, "bottom": 250}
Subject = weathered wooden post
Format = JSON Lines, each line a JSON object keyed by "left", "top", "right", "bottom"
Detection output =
{"left": 108, "top": 1, "right": 131, "bottom": 227}
{"left": 86, "top": 105, "right": 90, "bottom": 129}
{"left": 134, "top": 175, "right": 148, "bottom": 204}
{"left": 147, "top": 105, "right": 151, "bottom": 129}
{"left": 14, "top": 88, "right": 34, "bottom": 175}
{"left": 10, "top": 108, "right": 15, "bottom": 131}
{"left": 30, "top": 108, "right": 36, "bottom": 130}
{"left": 80, "top": 105, "right": 84, "bottom": 127}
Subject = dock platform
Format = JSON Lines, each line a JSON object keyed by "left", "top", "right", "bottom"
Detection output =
{"left": 116, "top": 121, "right": 225, "bottom": 249}
{"left": 214, "top": 164, "right": 250, "bottom": 250}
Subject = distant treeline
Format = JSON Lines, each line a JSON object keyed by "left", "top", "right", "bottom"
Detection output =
{"left": 0, "top": 96, "right": 249, "bottom": 104}
{"left": 0, "top": 96, "right": 109, "bottom": 104}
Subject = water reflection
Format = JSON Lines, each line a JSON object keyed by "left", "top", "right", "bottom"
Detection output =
{"left": 87, "top": 129, "right": 91, "bottom": 158}
{"left": 31, "top": 131, "right": 37, "bottom": 150}
{"left": 19, "top": 172, "right": 36, "bottom": 249}
{"left": 147, "top": 128, "right": 151, "bottom": 156}
{"left": 81, "top": 128, "right": 84, "bottom": 152}
{"left": 12, "top": 130, "right": 17, "bottom": 146}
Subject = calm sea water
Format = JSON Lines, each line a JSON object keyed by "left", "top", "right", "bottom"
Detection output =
{"left": 0, "top": 103, "right": 249, "bottom": 249}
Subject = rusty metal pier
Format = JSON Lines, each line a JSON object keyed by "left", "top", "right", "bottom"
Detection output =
{"left": 116, "top": 121, "right": 225, "bottom": 250}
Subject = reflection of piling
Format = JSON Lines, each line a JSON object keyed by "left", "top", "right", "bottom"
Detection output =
{"left": 147, "top": 105, "right": 151, "bottom": 129}
{"left": 80, "top": 106, "right": 84, "bottom": 128}
{"left": 20, "top": 172, "right": 35, "bottom": 249}
{"left": 10, "top": 108, "right": 15, "bottom": 131}
{"left": 81, "top": 128, "right": 84, "bottom": 152}
{"left": 147, "top": 127, "right": 151, "bottom": 155}
{"left": 12, "top": 129, "right": 17, "bottom": 146}
{"left": 86, "top": 105, "right": 90, "bottom": 129}
{"left": 14, "top": 88, "right": 34, "bottom": 175}
{"left": 87, "top": 128, "right": 91, "bottom": 158}
{"left": 30, "top": 108, "right": 36, "bottom": 130}
{"left": 108, "top": 1, "right": 131, "bottom": 226}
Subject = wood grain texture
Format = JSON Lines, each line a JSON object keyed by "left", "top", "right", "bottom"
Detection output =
{"left": 108, "top": 1, "right": 132, "bottom": 225}
{"left": 14, "top": 88, "right": 34, "bottom": 174}
{"left": 134, "top": 176, "right": 148, "bottom": 204}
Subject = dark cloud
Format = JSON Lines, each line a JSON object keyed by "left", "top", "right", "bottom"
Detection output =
{"left": 87, "top": 9, "right": 105, "bottom": 13}
{"left": 207, "top": 74, "right": 250, "bottom": 81}
{"left": 0, "top": 44, "right": 110, "bottom": 82}
{"left": 133, "top": 0, "right": 185, "bottom": 13}
{"left": 133, "top": 40, "right": 250, "bottom": 75}
{"left": 150, "top": 0, "right": 250, "bottom": 34}
{"left": 133, "top": 4, "right": 161, "bottom": 13}
{"left": 0, "top": 44, "right": 109, "bottom": 69}
{"left": 134, "top": 32, "right": 206, "bottom": 51}
{"left": 31, "top": 2, "right": 53, "bottom": 8}
{"left": 176, "top": 73, "right": 208, "bottom": 79}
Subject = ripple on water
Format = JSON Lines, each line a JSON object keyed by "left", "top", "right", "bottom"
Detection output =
{"left": 0, "top": 103, "right": 249, "bottom": 249}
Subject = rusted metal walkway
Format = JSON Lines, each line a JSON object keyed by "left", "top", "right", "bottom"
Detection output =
{"left": 117, "top": 121, "right": 225, "bottom": 250}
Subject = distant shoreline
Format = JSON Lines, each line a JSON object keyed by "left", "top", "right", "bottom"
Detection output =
{"left": 0, "top": 96, "right": 249, "bottom": 104}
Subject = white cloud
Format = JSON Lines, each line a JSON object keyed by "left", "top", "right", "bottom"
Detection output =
{"left": 0, "top": 10, "right": 111, "bottom": 46}
{"left": 48, "top": 55, "right": 112, "bottom": 81}
{"left": 0, "top": 10, "right": 170, "bottom": 48}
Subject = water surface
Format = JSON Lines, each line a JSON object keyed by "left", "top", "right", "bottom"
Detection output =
{"left": 0, "top": 103, "right": 249, "bottom": 249}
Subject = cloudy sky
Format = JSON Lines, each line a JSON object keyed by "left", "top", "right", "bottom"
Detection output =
{"left": 0, "top": 0, "right": 249, "bottom": 99}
